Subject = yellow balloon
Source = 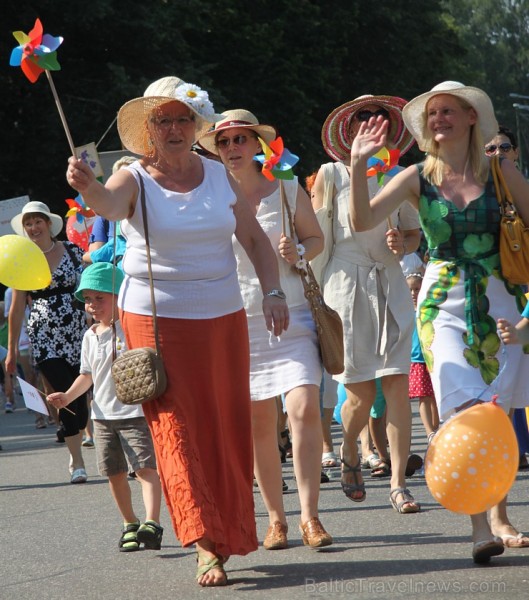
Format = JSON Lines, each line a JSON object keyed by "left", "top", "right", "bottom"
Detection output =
{"left": 0, "top": 235, "right": 51, "bottom": 290}
{"left": 425, "top": 401, "right": 518, "bottom": 515}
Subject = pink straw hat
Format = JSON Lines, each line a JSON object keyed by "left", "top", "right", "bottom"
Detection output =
{"left": 321, "top": 94, "right": 415, "bottom": 162}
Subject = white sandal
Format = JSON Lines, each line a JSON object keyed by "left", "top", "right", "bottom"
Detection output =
{"left": 321, "top": 451, "right": 338, "bottom": 467}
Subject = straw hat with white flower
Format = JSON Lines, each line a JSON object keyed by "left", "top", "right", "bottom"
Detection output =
{"left": 117, "top": 76, "right": 223, "bottom": 155}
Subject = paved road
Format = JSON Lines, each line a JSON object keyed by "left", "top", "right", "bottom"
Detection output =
{"left": 1, "top": 403, "right": 528, "bottom": 599}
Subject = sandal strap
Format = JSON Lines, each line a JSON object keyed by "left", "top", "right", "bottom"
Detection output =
{"left": 390, "top": 487, "right": 419, "bottom": 512}
{"left": 119, "top": 522, "right": 140, "bottom": 549}
{"left": 196, "top": 553, "right": 226, "bottom": 580}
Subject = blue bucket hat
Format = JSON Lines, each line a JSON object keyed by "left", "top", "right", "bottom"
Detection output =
{"left": 75, "top": 263, "right": 124, "bottom": 302}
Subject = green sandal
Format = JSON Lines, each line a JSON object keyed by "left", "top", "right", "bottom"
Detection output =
{"left": 137, "top": 520, "right": 164, "bottom": 550}
{"left": 118, "top": 522, "right": 140, "bottom": 552}
{"left": 196, "top": 552, "right": 228, "bottom": 586}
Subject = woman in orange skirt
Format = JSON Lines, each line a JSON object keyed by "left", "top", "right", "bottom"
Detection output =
{"left": 67, "top": 76, "right": 289, "bottom": 586}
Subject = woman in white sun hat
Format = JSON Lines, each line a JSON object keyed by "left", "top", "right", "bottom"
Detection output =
{"left": 66, "top": 76, "right": 289, "bottom": 587}
{"left": 199, "top": 110, "right": 331, "bottom": 551}
{"left": 348, "top": 81, "right": 529, "bottom": 563}
{"left": 313, "top": 94, "right": 422, "bottom": 514}
{"left": 7, "top": 201, "right": 89, "bottom": 483}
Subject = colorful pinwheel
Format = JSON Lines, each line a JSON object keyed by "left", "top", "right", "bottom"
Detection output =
{"left": 65, "top": 195, "right": 95, "bottom": 223}
{"left": 10, "top": 18, "right": 77, "bottom": 156}
{"left": 366, "top": 147, "right": 401, "bottom": 185}
{"left": 254, "top": 136, "right": 299, "bottom": 181}
{"left": 9, "top": 18, "right": 63, "bottom": 83}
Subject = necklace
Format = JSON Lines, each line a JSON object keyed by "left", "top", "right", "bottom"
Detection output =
{"left": 42, "top": 241, "right": 56, "bottom": 254}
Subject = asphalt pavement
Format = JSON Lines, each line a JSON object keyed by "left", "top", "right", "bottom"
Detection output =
{"left": 2, "top": 401, "right": 529, "bottom": 599}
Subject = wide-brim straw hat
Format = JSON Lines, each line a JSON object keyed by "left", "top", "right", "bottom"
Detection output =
{"left": 402, "top": 81, "right": 498, "bottom": 151}
{"left": 321, "top": 95, "right": 414, "bottom": 162}
{"left": 197, "top": 109, "right": 277, "bottom": 155}
{"left": 11, "top": 201, "right": 63, "bottom": 238}
{"left": 117, "top": 76, "right": 223, "bottom": 155}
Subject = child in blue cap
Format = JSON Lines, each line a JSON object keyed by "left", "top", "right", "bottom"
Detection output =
{"left": 48, "top": 262, "right": 163, "bottom": 552}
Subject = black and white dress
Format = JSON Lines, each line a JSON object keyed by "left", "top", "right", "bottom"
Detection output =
{"left": 26, "top": 242, "right": 87, "bottom": 366}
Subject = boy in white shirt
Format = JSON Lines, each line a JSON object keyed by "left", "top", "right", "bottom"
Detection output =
{"left": 48, "top": 263, "right": 163, "bottom": 552}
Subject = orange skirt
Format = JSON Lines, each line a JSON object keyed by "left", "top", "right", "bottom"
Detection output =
{"left": 121, "top": 309, "right": 257, "bottom": 556}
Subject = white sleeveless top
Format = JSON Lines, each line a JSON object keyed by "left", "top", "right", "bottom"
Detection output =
{"left": 119, "top": 158, "right": 243, "bottom": 319}
{"left": 232, "top": 178, "right": 306, "bottom": 317}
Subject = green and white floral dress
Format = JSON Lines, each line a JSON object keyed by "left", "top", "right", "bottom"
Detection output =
{"left": 416, "top": 163, "right": 529, "bottom": 420}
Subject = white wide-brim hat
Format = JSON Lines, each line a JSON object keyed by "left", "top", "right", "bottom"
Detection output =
{"left": 321, "top": 94, "right": 415, "bottom": 162}
{"left": 117, "top": 76, "right": 223, "bottom": 155}
{"left": 402, "top": 81, "right": 498, "bottom": 151}
{"left": 197, "top": 109, "right": 277, "bottom": 155}
{"left": 11, "top": 201, "right": 64, "bottom": 238}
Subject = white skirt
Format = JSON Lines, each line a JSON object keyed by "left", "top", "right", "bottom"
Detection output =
{"left": 247, "top": 305, "right": 322, "bottom": 401}
{"left": 418, "top": 261, "right": 529, "bottom": 420}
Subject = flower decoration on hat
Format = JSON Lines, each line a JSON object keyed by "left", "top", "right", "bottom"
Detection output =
{"left": 366, "top": 147, "right": 401, "bottom": 185}
{"left": 174, "top": 83, "right": 216, "bottom": 120}
{"left": 65, "top": 194, "right": 95, "bottom": 223}
{"left": 254, "top": 136, "right": 299, "bottom": 181}
{"left": 9, "top": 18, "right": 63, "bottom": 83}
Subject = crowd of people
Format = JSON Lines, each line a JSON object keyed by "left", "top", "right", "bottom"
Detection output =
{"left": 2, "top": 75, "right": 529, "bottom": 585}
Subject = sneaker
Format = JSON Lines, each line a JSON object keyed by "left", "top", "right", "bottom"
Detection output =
{"left": 137, "top": 520, "right": 164, "bottom": 550}
{"left": 82, "top": 437, "right": 95, "bottom": 448}
{"left": 4, "top": 402, "right": 14, "bottom": 413}
{"left": 56, "top": 427, "right": 66, "bottom": 443}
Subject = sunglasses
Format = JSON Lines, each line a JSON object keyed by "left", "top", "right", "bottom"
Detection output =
{"left": 215, "top": 134, "right": 257, "bottom": 149}
{"left": 485, "top": 142, "right": 514, "bottom": 155}
{"left": 355, "top": 109, "right": 390, "bottom": 122}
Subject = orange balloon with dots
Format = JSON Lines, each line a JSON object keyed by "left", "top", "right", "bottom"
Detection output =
{"left": 425, "top": 399, "right": 518, "bottom": 514}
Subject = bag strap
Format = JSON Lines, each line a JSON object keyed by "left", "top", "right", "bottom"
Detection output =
{"left": 111, "top": 172, "right": 162, "bottom": 360}
{"left": 279, "top": 180, "right": 322, "bottom": 296}
{"left": 321, "top": 163, "right": 336, "bottom": 246}
{"left": 491, "top": 155, "right": 516, "bottom": 213}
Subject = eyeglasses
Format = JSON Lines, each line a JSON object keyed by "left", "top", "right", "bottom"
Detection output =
{"left": 150, "top": 115, "right": 195, "bottom": 129}
{"left": 485, "top": 142, "right": 514, "bottom": 155}
{"left": 215, "top": 134, "right": 256, "bottom": 149}
{"left": 355, "top": 109, "right": 390, "bottom": 122}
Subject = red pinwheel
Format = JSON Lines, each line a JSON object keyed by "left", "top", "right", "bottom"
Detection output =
{"left": 10, "top": 18, "right": 77, "bottom": 156}
{"left": 65, "top": 195, "right": 96, "bottom": 223}
{"left": 255, "top": 136, "right": 299, "bottom": 181}
{"left": 9, "top": 18, "right": 63, "bottom": 83}
{"left": 366, "top": 147, "right": 401, "bottom": 185}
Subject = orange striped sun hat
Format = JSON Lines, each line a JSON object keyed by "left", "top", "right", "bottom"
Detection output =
{"left": 321, "top": 94, "right": 415, "bottom": 162}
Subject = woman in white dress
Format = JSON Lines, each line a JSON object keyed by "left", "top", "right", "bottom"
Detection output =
{"left": 199, "top": 110, "right": 331, "bottom": 549}
{"left": 312, "top": 95, "right": 421, "bottom": 512}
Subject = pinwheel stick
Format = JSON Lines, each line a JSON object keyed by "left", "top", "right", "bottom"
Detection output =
{"left": 45, "top": 70, "right": 77, "bottom": 158}
{"left": 280, "top": 181, "right": 287, "bottom": 234}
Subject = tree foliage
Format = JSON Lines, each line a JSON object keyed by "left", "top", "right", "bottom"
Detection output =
{"left": 1, "top": 0, "right": 522, "bottom": 216}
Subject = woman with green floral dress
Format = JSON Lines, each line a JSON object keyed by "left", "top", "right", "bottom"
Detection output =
{"left": 347, "top": 81, "right": 529, "bottom": 564}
